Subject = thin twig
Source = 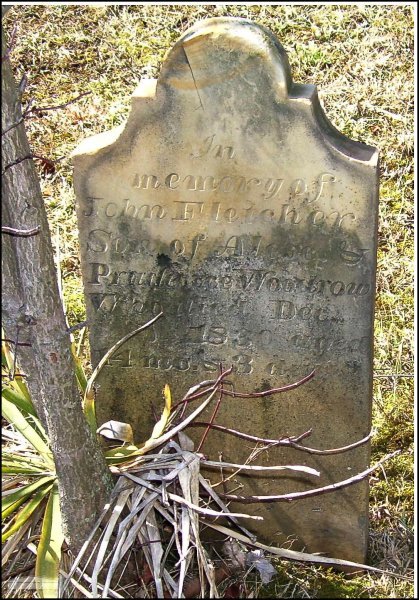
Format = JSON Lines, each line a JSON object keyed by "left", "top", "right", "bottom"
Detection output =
{"left": 2, "top": 92, "right": 91, "bottom": 136}
{"left": 1, "top": 117, "right": 25, "bottom": 137}
{"left": 67, "top": 320, "right": 88, "bottom": 333}
{"left": 2, "top": 338, "right": 32, "bottom": 347}
{"left": 10, "top": 325, "right": 20, "bottom": 381}
{"left": 172, "top": 368, "right": 233, "bottom": 428}
{"left": 85, "top": 312, "right": 164, "bottom": 400}
{"left": 177, "top": 369, "right": 314, "bottom": 407}
{"left": 25, "top": 91, "right": 92, "bottom": 116}
{"left": 190, "top": 423, "right": 372, "bottom": 455}
{"left": 2, "top": 226, "right": 40, "bottom": 237}
{"left": 289, "top": 432, "right": 372, "bottom": 454}
{"left": 291, "top": 429, "right": 313, "bottom": 443}
{"left": 210, "top": 440, "right": 275, "bottom": 491}
{"left": 216, "top": 450, "right": 401, "bottom": 503}
{"left": 196, "top": 364, "right": 224, "bottom": 454}
{"left": 2, "top": 154, "right": 34, "bottom": 174}
{"left": 2, "top": 99, "right": 34, "bottom": 137}
{"left": 204, "top": 521, "right": 411, "bottom": 578}
{"left": 173, "top": 368, "right": 233, "bottom": 410}
{"left": 2, "top": 154, "right": 64, "bottom": 175}
{"left": 201, "top": 460, "right": 320, "bottom": 476}
{"left": 191, "top": 423, "right": 312, "bottom": 446}
{"left": 1, "top": 23, "right": 17, "bottom": 62}
{"left": 222, "top": 369, "right": 315, "bottom": 399}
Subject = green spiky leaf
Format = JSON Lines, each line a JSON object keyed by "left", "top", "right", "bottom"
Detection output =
{"left": 35, "top": 484, "right": 64, "bottom": 599}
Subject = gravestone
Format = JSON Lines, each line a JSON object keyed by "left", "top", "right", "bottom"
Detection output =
{"left": 72, "top": 17, "right": 379, "bottom": 562}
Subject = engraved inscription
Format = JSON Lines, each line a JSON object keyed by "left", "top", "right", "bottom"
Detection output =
{"left": 142, "top": 352, "right": 254, "bottom": 375}
{"left": 85, "top": 227, "right": 369, "bottom": 268}
{"left": 83, "top": 197, "right": 356, "bottom": 231}
{"left": 130, "top": 171, "right": 336, "bottom": 203}
{"left": 193, "top": 134, "right": 236, "bottom": 160}
{"left": 86, "top": 264, "right": 372, "bottom": 299}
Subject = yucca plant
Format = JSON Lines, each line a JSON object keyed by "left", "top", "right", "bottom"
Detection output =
{"left": 2, "top": 337, "right": 63, "bottom": 598}
{"left": 1, "top": 325, "right": 100, "bottom": 598}
{"left": 1, "top": 319, "right": 176, "bottom": 598}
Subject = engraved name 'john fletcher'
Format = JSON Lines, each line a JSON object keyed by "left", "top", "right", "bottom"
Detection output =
{"left": 83, "top": 195, "right": 355, "bottom": 229}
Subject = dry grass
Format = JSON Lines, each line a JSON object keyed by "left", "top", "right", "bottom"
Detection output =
{"left": 2, "top": 3, "right": 415, "bottom": 598}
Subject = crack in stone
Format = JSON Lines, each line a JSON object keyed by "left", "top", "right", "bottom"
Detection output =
{"left": 183, "top": 45, "right": 204, "bottom": 112}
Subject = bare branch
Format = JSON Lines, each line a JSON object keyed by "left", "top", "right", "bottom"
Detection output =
{"left": 1, "top": 154, "right": 33, "bottom": 174}
{"left": 8, "top": 325, "right": 21, "bottom": 381}
{"left": 177, "top": 370, "right": 314, "bottom": 408}
{"left": 1, "top": 338, "right": 32, "bottom": 347}
{"left": 172, "top": 367, "right": 233, "bottom": 411}
{"left": 222, "top": 369, "right": 316, "bottom": 399}
{"left": 173, "top": 369, "right": 315, "bottom": 447}
{"left": 1, "top": 117, "right": 25, "bottom": 136}
{"left": 204, "top": 521, "right": 411, "bottom": 578}
{"left": 2, "top": 100, "right": 33, "bottom": 136}
{"left": 2, "top": 154, "right": 64, "bottom": 175}
{"left": 67, "top": 321, "right": 88, "bottom": 333}
{"left": 201, "top": 460, "right": 320, "bottom": 477}
{"left": 291, "top": 429, "right": 313, "bottom": 443}
{"left": 85, "top": 312, "right": 164, "bottom": 398}
{"left": 288, "top": 431, "right": 373, "bottom": 455}
{"left": 190, "top": 423, "right": 372, "bottom": 455}
{"left": 196, "top": 364, "right": 224, "bottom": 453}
{"left": 216, "top": 450, "right": 401, "bottom": 503}
{"left": 1, "top": 22, "right": 17, "bottom": 62}
{"left": 2, "top": 92, "right": 91, "bottom": 136}
{"left": 25, "top": 91, "right": 91, "bottom": 115}
{"left": 2, "top": 226, "right": 40, "bottom": 237}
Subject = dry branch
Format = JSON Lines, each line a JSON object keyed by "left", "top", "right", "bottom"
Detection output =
{"left": 1, "top": 226, "right": 40, "bottom": 237}
{"left": 190, "top": 422, "right": 373, "bottom": 455}
{"left": 217, "top": 450, "right": 400, "bottom": 503}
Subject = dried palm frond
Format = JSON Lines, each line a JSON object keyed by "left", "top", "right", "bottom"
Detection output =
{"left": 61, "top": 433, "right": 264, "bottom": 598}
{"left": 61, "top": 440, "right": 399, "bottom": 597}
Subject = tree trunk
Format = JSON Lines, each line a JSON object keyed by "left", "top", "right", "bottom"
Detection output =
{"left": 1, "top": 22, "right": 114, "bottom": 552}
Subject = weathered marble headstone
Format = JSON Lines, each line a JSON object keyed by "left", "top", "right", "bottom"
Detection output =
{"left": 72, "top": 17, "right": 379, "bottom": 562}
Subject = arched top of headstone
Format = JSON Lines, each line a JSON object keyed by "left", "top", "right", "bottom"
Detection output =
{"left": 73, "top": 17, "right": 377, "bottom": 167}
{"left": 159, "top": 17, "right": 293, "bottom": 101}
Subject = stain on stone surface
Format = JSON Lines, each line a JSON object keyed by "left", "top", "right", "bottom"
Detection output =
{"left": 157, "top": 253, "right": 172, "bottom": 267}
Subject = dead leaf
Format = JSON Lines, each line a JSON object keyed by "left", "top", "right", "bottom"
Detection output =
{"left": 97, "top": 420, "right": 134, "bottom": 443}
{"left": 246, "top": 549, "right": 277, "bottom": 584}
{"left": 222, "top": 539, "right": 247, "bottom": 572}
